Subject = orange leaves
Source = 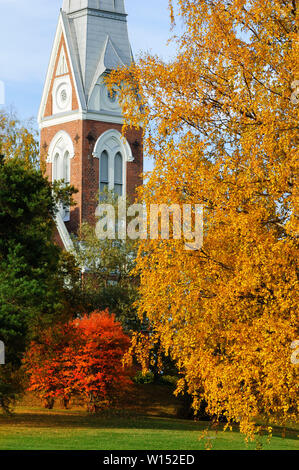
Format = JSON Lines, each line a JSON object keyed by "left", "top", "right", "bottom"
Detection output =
{"left": 108, "top": 0, "right": 299, "bottom": 437}
{"left": 24, "top": 311, "right": 132, "bottom": 411}
{"left": 0, "top": 110, "right": 40, "bottom": 170}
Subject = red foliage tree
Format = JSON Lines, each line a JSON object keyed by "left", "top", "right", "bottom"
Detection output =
{"left": 70, "top": 311, "right": 132, "bottom": 412}
{"left": 23, "top": 323, "right": 79, "bottom": 409}
{"left": 24, "top": 310, "right": 132, "bottom": 411}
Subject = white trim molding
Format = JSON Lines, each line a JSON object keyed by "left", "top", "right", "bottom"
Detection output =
{"left": 48, "top": 130, "right": 75, "bottom": 223}
{"left": 38, "top": 11, "right": 86, "bottom": 126}
{"left": 93, "top": 129, "right": 133, "bottom": 162}
{"left": 93, "top": 129, "right": 133, "bottom": 197}
{"left": 47, "top": 130, "right": 75, "bottom": 164}
{"left": 39, "top": 111, "right": 124, "bottom": 130}
{"left": 52, "top": 75, "right": 72, "bottom": 115}
{"left": 55, "top": 212, "right": 74, "bottom": 252}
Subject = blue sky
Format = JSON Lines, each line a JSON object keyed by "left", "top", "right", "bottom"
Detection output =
{"left": 0, "top": 0, "right": 177, "bottom": 122}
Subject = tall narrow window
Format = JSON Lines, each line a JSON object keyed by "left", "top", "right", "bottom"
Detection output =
{"left": 100, "top": 150, "right": 109, "bottom": 193}
{"left": 63, "top": 151, "right": 70, "bottom": 183}
{"left": 114, "top": 152, "right": 123, "bottom": 196}
{"left": 53, "top": 153, "right": 60, "bottom": 181}
{"left": 49, "top": 131, "right": 74, "bottom": 225}
{"left": 63, "top": 151, "right": 70, "bottom": 221}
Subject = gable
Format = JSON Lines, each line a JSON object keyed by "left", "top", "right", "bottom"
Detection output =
{"left": 38, "top": 12, "right": 86, "bottom": 124}
{"left": 38, "top": 6, "right": 133, "bottom": 125}
{"left": 43, "top": 35, "right": 79, "bottom": 118}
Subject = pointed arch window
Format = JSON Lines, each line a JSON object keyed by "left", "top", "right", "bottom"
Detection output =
{"left": 52, "top": 150, "right": 70, "bottom": 184}
{"left": 100, "top": 150, "right": 109, "bottom": 194}
{"left": 48, "top": 131, "right": 74, "bottom": 223}
{"left": 63, "top": 151, "right": 70, "bottom": 184}
{"left": 52, "top": 149, "right": 71, "bottom": 222}
{"left": 53, "top": 153, "right": 60, "bottom": 181}
{"left": 93, "top": 130, "right": 131, "bottom": 198}
{"left": 62, "top": 151, "right": 71, "bottom": 220}
{"left": 114, "top": 152, "right": 123, "bottom": 196}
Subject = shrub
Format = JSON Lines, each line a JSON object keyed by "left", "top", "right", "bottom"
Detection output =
{"left": 133, "top": 371, "right": 155, "bottom": 384}
{"left": 24, "top": 310, "right": 132, "bottom": 412}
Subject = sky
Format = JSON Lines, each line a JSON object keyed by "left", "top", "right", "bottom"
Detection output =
{"left": 0, "top": 0, "right": 177, "bottom": 122}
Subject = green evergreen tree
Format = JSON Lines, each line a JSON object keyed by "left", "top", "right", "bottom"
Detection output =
{"left": 0, "top": 157, "right": 76, "bottom": 411}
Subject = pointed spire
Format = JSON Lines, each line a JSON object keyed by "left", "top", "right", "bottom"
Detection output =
{"left": 62, "top": 0, "right": 126, "bottom": 15}
{"left": 61, "top": 0, "right": 131, "bottom": 97}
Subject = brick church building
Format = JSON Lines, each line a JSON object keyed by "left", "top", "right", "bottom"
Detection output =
{"left": 38, "top": 0, "right": 143, "bottom": 250}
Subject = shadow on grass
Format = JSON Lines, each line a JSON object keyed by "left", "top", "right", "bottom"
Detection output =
{"left": 0, "top": 410, "right": 198, "bottom": 431}
{"left": 0, "top": 409, "right": 297, "bottom": 442}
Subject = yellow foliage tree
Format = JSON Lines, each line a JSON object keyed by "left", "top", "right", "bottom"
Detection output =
{"left": 0, "top": 110, "right": 40, "bottom": 169}
{"left": 109, "top": 0, "right": 299, "bottom": 436}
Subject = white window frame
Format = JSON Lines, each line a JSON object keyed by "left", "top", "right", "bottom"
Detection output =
{"left": 93, "top": 129, "right": 134, "bottom": 198}
{"left": 48, "top": 130, "right": 75, "bottom": 222}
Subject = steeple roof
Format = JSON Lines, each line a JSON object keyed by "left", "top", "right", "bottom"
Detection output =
{"left": 62, "top": 0, "right": 131, "bottom": 98}
{"left": 38, "top": 0, "right": 132, "bottom": 123}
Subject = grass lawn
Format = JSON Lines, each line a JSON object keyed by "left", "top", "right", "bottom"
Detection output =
{"left": 0, "top": 387, "right": 298, "bottom": 451}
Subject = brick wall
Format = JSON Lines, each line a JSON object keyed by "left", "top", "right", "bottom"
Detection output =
{"left": 41, "top": 120, "right": 143, "bottom": 235}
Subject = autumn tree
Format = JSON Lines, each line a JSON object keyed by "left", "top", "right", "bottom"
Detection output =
{"left": 0, "top": 110, "right": 40, "bottom": 169}
{"left": 0, "top": 113, "right": 78, "bottom": 412}
{"left": 109, "top": 0, "right": 299, "bottom": 437}
{"left": 24, "top": 311, "right": 132, "bottom": 412}
{"left": 73, "top": 191, "right": 144, "bottom": 333}
{"left": 72, "top": 311, "right": 132, "bottom": 412}
{"left": 23, "top": 323, "right": 79, "bottom": 409}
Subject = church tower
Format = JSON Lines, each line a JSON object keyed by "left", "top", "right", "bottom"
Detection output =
{"left": 38, "top": 0, "right": 143, "bottom": 249}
